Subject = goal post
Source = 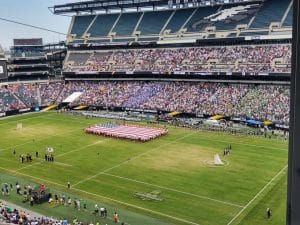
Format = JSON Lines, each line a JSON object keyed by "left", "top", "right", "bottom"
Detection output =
{"left": 214, "top": 154, "right": 224, "bottom": 166}
{"left": 16, "top": 123, "right": 23, "bottom": 130}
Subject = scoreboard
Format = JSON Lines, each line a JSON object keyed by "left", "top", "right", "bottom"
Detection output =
{"left": 0, "top": 60, "right": 7, "bottom": 79}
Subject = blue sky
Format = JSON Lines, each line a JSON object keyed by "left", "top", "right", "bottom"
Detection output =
{"left": 0, "top": 0, "right": 80, "bottom": 49}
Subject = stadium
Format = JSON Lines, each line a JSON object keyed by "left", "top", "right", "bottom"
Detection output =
{"left": 0, "top": 0, "right": 295, "bottom": 224}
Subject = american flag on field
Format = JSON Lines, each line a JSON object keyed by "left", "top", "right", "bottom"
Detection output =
{"left": 85, "top": 123, "right": 168, "bottom": 142}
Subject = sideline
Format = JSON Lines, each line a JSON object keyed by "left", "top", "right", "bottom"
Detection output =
{"left": 226, "top": 165, "right": 288, "bottom": 225}
{"left": 14, "top": 139, "right": 107, "bottom": 172}
{"left": 102, "top": 172, "right": 244, "bottom": 208}
{"left": 26, "top": 112, "right": 289, "bottom": 152}
{"left": 0, "top": 127, "right": 81, "bottom": 153}
{"left": 72, "top": 132, "right": 196, "bottom": 187}
{"left": 0, "top": 112, "right": 44, "bottom": 123}
{"left": 0, "top": 166, "right": 199, "bottom": 225}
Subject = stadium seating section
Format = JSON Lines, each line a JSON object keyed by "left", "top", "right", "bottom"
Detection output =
{"left": 283, "top": 5, "right": 293, "bottom": 27}
{"left": 0, "top": 88, "right": 25, "bottom": 112}
{"left": 68, "top": 0, "right": 292, "bottom": 42}
{"left": 71, "top": 15, "right": 95, "bottom": 38}
{"left": 0, "top": 1, "right": 293, "bottom": 221}
{"left": 8, "top": 84, "right": 38, "bottom": 107}
{"left": 137, "top": 11, "right": 173, "bottom": 35}
{"left": 165, "top": 8, "right": 194, "bottom": 33}
{"left": 87, "top": 14, "right": 119, "bottom": 37}
{"left": 185, "top": 6, "right": 219, "bottom": 32}
{"left": 0, "top": 81, "right": 290, "bottom": 125}
{"left": 63, "top": 44, "right": 291, "bottom": 74}
{"left": 112, "top": 12, "right": 142, "bottom": 36}
{"left": 250, "top": 0, "right": 290, "bottom": 28}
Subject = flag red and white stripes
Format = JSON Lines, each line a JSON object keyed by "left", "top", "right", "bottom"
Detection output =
{"left": 85, "top": 124, "right": 168, "bottom": 142}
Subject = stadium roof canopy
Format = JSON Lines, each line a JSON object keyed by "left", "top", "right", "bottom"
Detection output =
{"left": 51, "top": 0, "right": 263, "bottom": 15}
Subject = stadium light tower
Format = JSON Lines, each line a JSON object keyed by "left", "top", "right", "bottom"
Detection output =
{"left": 287, "top": 0, "right": 300, "bottom": 224}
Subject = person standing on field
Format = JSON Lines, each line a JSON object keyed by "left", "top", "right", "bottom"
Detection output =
{"left": 266, "top": 208, "right": 271, "bottom": 219}
{"left": 113, "top": 212, "right": 119, "bottom": 223}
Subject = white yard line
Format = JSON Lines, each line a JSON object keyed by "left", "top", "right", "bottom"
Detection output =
{"left": 2, "top": 130, "right": 244, "bottom": 209}
{"left": 182, "top": 136, "right": 287, "bottom": 152}
{"left": 102, "top": 172, "right": 244, "bottom": 208}
{"left": 0, "top": 118, "right": 49, "bottom": 130}
{"left": 38, "top": 113, "right": 288, "bottom": 151}
{"left": 0, "top": 166, "right": 200, "bottom": 225}
{"left": 53, "top": 162, "right": 73, "bottom": 167}
{"left": 7, "top": 113, "right": 286, "bottom": 152}
{"left": 219, "top": 141, "right": 287, "bottom": 151}
{"left": 0, "top": 128, "right": 80, "bottom": 153}
{"left": 13, "top": 139, "right": 107, "bottom": 172}
{"left": 0, "top": 112, "right": 287, "bottom": 224}
{"left": 0, "top": 120, "right": 64, "bottom": 149}
{"left": 0, "top": 157, "right": 20, "bottom": 164}
{"left": 0, "top": 112, "right": 45, "bottom": 124}
{"left": 40, "top": 115, "right": 88, "bottom": 125}
{"left": 35, "top": 157, "right": 73, "bottom": 167}
{"left": 72, "top": 132, "right": 196, "bottom": 187}
{"left": 0, "top": 113, "right": 87, "bottom": 153}
{"left": 226, "top": 164, "right": 288, "bottom": 225}
{"left": 2, "top": 112, "right": 287, "bottom": 152}
{"left": 56, "top": 140, "right": 106, "bottom": 158}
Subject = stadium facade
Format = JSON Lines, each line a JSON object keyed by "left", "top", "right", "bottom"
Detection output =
{"left": 0, "top": 0, "right": 297, "bottom": 224}
{"left": 0, "top": 0, "right": 291, "bottom": 127}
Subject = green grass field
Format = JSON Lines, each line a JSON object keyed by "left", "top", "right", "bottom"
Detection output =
{"left": 0, "top": 112, "right": 288, "bottom": 225}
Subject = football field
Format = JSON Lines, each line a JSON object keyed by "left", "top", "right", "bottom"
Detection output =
{"left": 0, "top": 112, "right": 288, "bottom": 225}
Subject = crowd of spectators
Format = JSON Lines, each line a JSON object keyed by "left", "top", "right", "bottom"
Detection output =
{"left": 8, "top": 84, "right": 38, "bottom": 108}
{"left": 0, "top": 81, "right": 290, "bottom": 124}
{"left": 71, "top": 81, "right": 144, "bottom": 107}
{"left": 0, "top": 177, "right": 126, "bottom": 225}
{"left": 0, "top": 201, "right": 68, "bottom": 225}
{"left": 39, "top": 82, "right": 65, "bottom": 107}
{"left": 12, "top": 52, "right": 45, "bottom": 58}
{"left": 0, "top": 180, "right": 118, "bottom": 225}
{"left": 0, "top": 88, "right": 26, "bottom": 112}
{"left": 59, "top": 81, "right": 290, "bottom": 124}
{"left": 0, "top": 199, "right": 111, "bottom": 225}
{"left": 64, "top": 44, "right": 291, "bottom": 74}
{"left": 232, "top": 85, "right": 290, "bottom": 123}
{"left": 0, "top": 82, "right": 66, "bottom": 112}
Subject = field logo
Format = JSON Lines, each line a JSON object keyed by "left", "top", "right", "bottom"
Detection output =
{"left": 134, "top": 190, "right": 163, "bottom": 202}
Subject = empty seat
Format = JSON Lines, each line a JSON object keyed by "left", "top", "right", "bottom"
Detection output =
{"left": 283, "top": 5, "right": 293, "bottom": 27}
{"left": 71, "top": 15, "right": 95, "bottom": 37}
{"left": 88, "top": 14, "right": 119, "bottom": 37}
{"left": 137, "top": 11, "right": 173, "bottom": 35}
{"left": 165, "top": 8, "right": 195, "bottom": 33}
{"left": 113, "top": 12, "right": 142, "bottom": 36}
{"left": 250, "top": 0, "right": 291, "bottom": 28}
